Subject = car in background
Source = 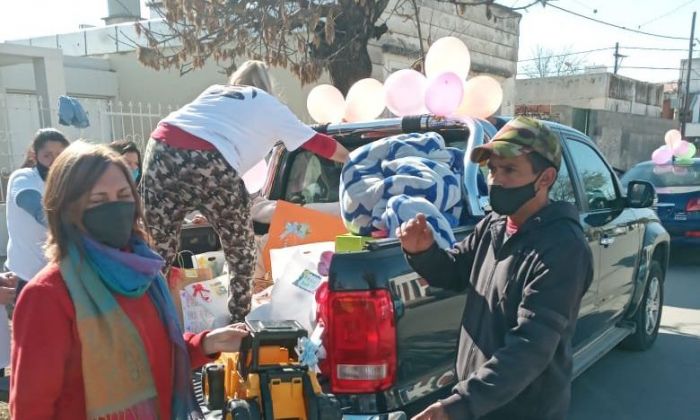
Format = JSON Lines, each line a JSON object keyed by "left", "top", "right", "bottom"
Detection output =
{"left": 621, "top": 158, "right": 700, "bottom": 246}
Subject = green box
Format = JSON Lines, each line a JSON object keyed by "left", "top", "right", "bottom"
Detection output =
{"left": 335, "top": 233, "right": 371, "bottom": 253}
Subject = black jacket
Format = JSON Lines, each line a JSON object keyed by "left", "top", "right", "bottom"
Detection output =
{"left": 407, "top": 202, "right": 593, "bottom": 420}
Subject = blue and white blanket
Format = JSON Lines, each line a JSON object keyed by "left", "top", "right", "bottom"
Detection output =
{"left": 339, "top": 132, "right": 464, "bottom": 249}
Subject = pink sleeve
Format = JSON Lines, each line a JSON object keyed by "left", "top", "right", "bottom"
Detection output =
{"left": 300, "top": 133, "right": 338, "bottom": 159}
{"left": 184, "top": 331, "right": 219, "bottom": 369}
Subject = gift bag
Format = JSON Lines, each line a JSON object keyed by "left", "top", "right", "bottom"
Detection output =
{"left": 180, "top": 275, "right": 230, "bottom": 334}
{"left": 248, "top": 242, "right": 335, "bottom": 333}
{"left": 167, "top": 262, "right": 214, "bottom": 326}
{"left": 262, "top": 201, "right": 346, "bottom": 272}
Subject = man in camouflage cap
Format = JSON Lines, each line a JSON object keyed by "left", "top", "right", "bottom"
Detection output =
{"left": 471, "top": 115, "right": 562, "bottom": 170}
{"left": 398, "top": 116, "right": 593, "bottom": 420}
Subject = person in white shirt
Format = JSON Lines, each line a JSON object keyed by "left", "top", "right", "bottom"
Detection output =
{"left": 5, "top": 128, "right": 69, "bottom": 297}
{"left": 141, "top": 60, "right": 349, "bottom": 322}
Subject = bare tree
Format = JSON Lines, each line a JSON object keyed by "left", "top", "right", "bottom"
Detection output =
{"left": 136, "top": 0, "right": 547, "bottom": 94}
{"left": 521, "top": 45, "right": 589, "bottom": 78}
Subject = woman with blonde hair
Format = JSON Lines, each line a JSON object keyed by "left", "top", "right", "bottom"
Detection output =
{"left": 141, "top": 60, "right": 349, "bottom": 322}
{"left": 10, "top": 141, "right": 248, "bottom": 419}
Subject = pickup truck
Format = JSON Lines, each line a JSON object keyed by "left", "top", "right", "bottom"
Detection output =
{"left": 204, "top": 116, "right": 671, "bottom": 418}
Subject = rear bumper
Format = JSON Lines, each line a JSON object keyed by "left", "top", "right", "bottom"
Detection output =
{"left": 344, "top": 413, "right": 407, "bottom": 420}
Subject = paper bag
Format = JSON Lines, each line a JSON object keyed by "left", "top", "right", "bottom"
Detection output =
{"left": 167, "top": 265, "right": 214, "bottom": 326}
{"left": 263, "top": 201, "right": 346, "bottom": 272}
{"left": 180, "top": 275, "right": 231, "bottom": 334}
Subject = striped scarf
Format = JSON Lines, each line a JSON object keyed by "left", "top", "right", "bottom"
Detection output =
{"left": 59, "top": 236, "right": 202, "bottom": 419}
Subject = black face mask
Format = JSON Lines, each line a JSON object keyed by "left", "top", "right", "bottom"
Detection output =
{"left": 82, "top": 201, "right": 136, "bottom": 249}
{"left": 36, "top": 162, "right": 50, "bottom": 181}
{"left": 488, "top": 173, "right": 542, "bottom": 216}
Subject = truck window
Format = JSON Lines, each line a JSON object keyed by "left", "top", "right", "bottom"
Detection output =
{"left": 549, "top": 159, "right": 577, "bottom": 205}
{"left": 284, "top": 151, "right": 342, "bottom": 204}
{"left": 567, "top": 140, "right": 619, "bottom": 210}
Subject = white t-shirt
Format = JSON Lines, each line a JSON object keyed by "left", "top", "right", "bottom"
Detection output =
{"left": 162, "top": 85, "right": 318, "bottom": 174}
{"left": 5, "top": 167, "right": 48, "bottom": 281}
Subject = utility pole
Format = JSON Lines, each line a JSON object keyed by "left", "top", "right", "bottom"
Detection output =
{"left": 613, "top": 42, "right": 626, "bottom": 75}
{"left": 682, "top": 11, "right": 696, "bottom": 137}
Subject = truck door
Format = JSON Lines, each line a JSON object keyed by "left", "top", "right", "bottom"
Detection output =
{"left": 567, "top": 139, "right": 641, "bottom": 327}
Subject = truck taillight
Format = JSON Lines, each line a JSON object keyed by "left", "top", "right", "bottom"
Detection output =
{"left": 686, "top": 197, "right": 700, "bottom": 212}
{"left": 320, "top": 289, "right": 397, "bottom": 393}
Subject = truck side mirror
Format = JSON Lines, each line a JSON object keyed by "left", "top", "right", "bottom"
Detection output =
{"left": 627, "top": 181, "right": 655, "bottom": 208}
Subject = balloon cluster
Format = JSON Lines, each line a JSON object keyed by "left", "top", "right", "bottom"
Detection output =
{"left": 306, "top": 36, "right": 504, "bottom": 123}
{"left": 651, "top": 129, "right": 697, "bottom": 165}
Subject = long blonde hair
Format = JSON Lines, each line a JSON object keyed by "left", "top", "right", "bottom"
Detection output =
{"left": 43, "top": 141, "right": 148, "bottom": 263}
{"left": 229, "top": 60, "right": 273, "bottom": 93}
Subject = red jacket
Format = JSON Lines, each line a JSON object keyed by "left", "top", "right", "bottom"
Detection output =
{"left": 10, "top": 264, "right": 214, "bottom": 419}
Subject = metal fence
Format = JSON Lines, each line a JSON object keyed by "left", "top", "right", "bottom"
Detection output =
{"left": 0, "top": 93, "right": 178, "bottom": 201}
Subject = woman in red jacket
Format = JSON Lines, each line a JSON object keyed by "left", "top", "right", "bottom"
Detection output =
{"left": 10, "top": 141, "right": 247, "bottom": 419}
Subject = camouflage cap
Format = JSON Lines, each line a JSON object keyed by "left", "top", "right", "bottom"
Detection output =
{"left": 470, "top": 116, "right": 562, "bottom": 170}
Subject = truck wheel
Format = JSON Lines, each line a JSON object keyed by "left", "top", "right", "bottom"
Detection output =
{"left": 620, "top": 260, "right": 664, "bottom": 351}
{"left": 225, "top": 399, "right": 261, "bottom": 420}
{"left": 316, "top": 394, "right": 343, "bottom": 420}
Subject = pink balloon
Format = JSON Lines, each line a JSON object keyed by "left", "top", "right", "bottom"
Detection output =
{"left": 384, "top": 69, "right": 428, "bottom": 116}
{"left": 651, "top": 145, "right": 673, "bottom": 165}
{"left": 425, "top": 72, "right": 464, "bottom": 117}
{"left": 242, "top": 159, "right": 268, "bottom": 194}
{"left": 664, "top": 129, "right": 682, "bottom": 148}
{"left": 673, "top": 140, "right": 690, "bottom": 157}
{"left": 454, "top": 76, "right": 503, "bottom": 119}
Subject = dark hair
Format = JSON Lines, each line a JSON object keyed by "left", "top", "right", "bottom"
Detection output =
{"left": 526, "top": 152, "right": 555, "bottom": 174}
{"left": 33, "top": 128, "right": 69, "bottom": 156}
{"left": 526, "top": 152, "right": 558, "bottom": 190}
{"left": 43, "top": 141, "right": 148, "bottom": 263}
{"left": 21, "top": 147, "right": 36, "bottom": 168}
{"left": 109, "top": 140, "right": 141, "bottom": 165}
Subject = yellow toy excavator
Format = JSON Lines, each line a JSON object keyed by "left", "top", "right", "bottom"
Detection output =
{"left": 201, "top": 320, "right": 342, "bottom": 420}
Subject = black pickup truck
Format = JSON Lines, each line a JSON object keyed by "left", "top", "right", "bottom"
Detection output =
{"left": 196, "top": 116, "right": 670, "bottom": 419}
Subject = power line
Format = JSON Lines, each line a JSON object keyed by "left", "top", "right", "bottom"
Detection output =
{"left": 547, "top": 3, "right": 689, "bottom": 41}
{"left": 518, "top": 47, "right": 613, "bottom": 62}
{"left": 637, "top": 0, "right": 696, "bottom": 29}
{"left": 621, "top": 46, "right": 690, "bottom": 52}
{"left": 518, "top": 45, "right": 688, "bottom": 63}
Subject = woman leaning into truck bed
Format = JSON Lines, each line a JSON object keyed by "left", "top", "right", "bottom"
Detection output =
{"left": 140, "top": 60, "right": 349, "bottom": 322}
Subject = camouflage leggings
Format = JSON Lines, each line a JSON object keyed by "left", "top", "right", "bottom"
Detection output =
{"left": 141, "top": 139, "right": 255, "bottom": 322}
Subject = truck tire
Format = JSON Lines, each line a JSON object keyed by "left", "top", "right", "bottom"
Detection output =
{"left": 225, "top": 399, "right": 261, "bottom": 420}
{"left": 620, "top": 260, "right": 664, "bottom": 351}
{"left": 316, "top": 394, "right": 343, "bottom": 420}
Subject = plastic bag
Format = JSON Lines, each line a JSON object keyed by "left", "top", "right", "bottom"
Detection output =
{"left": 180, "top": 275, "right": 230, "bottom": 334}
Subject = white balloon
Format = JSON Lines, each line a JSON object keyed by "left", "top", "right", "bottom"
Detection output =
{"left": 454, "top": 76, "right": 503, "bottom": 119}
{"left": 344, "top": 78, "right": 386, "bottom": 122}
{"left": 307, "top": 84, "right": 346, "bottom": 123}
{"left": 425, "top": 36, "right": 471, "bottom": 80}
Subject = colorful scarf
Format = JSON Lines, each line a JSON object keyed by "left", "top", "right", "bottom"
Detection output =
{"left": 59, "top": 235, "right": 203, "bottom": 419}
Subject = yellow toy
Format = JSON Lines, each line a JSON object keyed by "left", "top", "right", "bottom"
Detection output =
{"left": 201, "top": 320, "right": 342, "bottom": 420}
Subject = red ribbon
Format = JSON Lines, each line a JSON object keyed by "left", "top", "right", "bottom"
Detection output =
{"left": 192, "top": 284, "right": 211, "bottom": 302}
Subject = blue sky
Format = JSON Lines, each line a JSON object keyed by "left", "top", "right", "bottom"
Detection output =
{"left": 0, "top": 0, "right": 696, "bottom": 83}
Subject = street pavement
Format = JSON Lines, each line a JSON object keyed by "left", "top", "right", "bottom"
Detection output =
{"left": 569, "top": 248, "right": 700, "bottom": 420}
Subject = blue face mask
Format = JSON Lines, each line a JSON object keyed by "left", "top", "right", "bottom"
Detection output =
{"left": 131, "top": 168, "right": 140, "bottom": 181}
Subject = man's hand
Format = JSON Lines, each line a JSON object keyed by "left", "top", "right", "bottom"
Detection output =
{"left": 0, "top": 272, "right": 19, "bottom": 288}
{"left": 0, "top": 287, "right": 16, "bottom": 305}
{"left": 202, "top": 323, "right": 249, "bottom": 355}
{"left": 412, "top": 402, "right": 448, "bottom": 420}
{"left": 396, "top": 213, "right": 435, "bottom": 254}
